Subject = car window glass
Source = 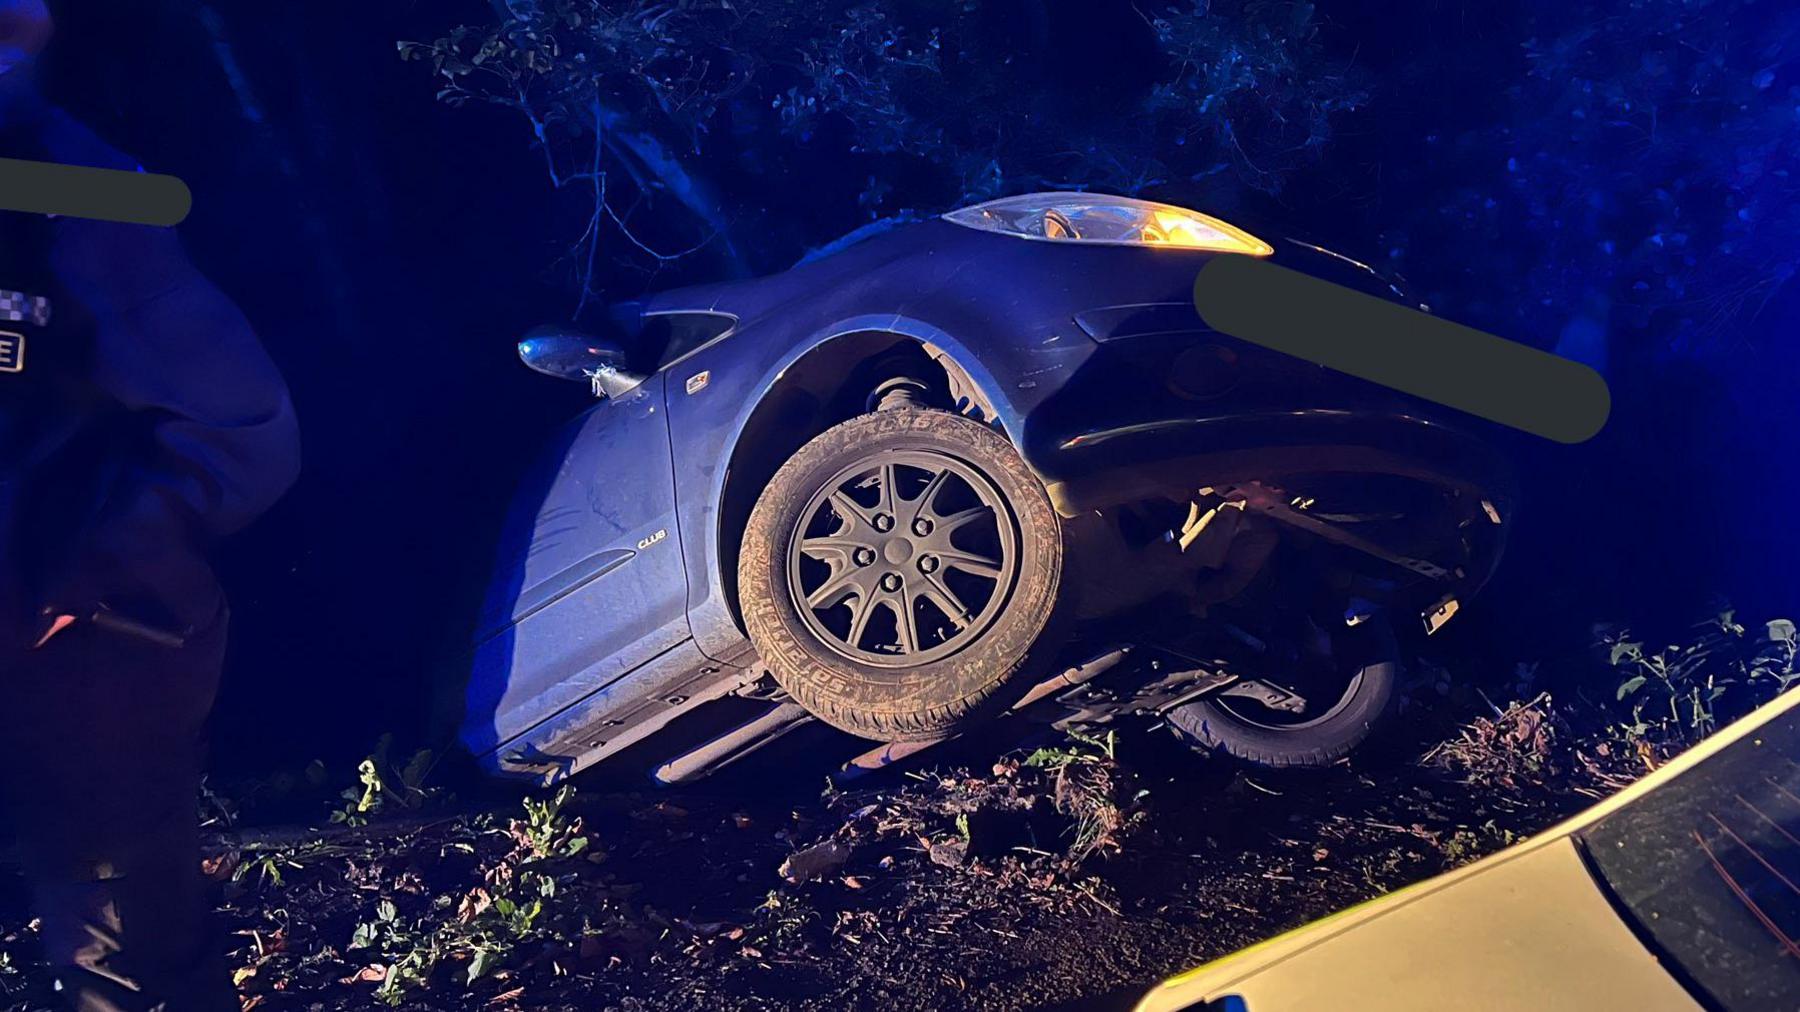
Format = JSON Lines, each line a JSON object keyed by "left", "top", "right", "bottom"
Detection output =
{"left": 641, "top": 312, "right": 735, "bottom": 370}
{"left": 1577, "top": 704, "right": 1800, "bottom": 1011}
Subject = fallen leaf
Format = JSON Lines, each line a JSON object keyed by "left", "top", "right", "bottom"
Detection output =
{"left": 458, "top": 886, "right": 493, "bottom": 922}
{"left": 201, "top": 852, "right": 234, "bottom": 878}
{"left": 778, "top": 839, "right": 852, "bottom": 884}
{"left": 929, "top": 837, "right": 969, "bottom": 869}
{"left": 337, "top": 964, "right": 386, "bottom": 985}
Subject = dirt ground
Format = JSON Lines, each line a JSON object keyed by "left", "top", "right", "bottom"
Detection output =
{"left": 3, "top": 610, "right": 1790, "bottom": 1011}
{"left": 0, "top": 691, "right": 1627, "bottom": 1012}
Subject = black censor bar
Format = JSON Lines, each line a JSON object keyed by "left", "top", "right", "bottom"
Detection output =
{"left": 1194, "top": 254, "right": 1611, "bottom": 444}
{"left": 0, "top": 156, "right": 191, "bottom": 227}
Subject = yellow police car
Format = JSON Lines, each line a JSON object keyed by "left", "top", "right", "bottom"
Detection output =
{"left": 1135, "top": 687, "right": 1800, "bottom": 1012}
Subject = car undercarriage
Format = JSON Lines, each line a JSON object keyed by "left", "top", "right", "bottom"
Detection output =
{"left": 493, "top": 446, "right": 1507, "bottom": 787}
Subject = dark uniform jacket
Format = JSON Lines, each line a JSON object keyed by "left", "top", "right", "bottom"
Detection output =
{"left": 0, "top": 79, "right": 299, "bottom": 651}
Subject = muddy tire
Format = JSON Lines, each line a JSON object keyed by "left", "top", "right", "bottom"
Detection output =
{"left": 1167, "top": 621, "right": 1401, "bottom": 768}
{"left": 739, "top": 408, "right": 1067, "bottom": 742}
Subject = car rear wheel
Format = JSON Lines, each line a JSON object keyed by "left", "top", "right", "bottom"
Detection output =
{"left": 1166, "top": 620, "right": 1400, "bottom": 768}
{"left": 739, "top": 408, "right": 1067, "bottom": 742}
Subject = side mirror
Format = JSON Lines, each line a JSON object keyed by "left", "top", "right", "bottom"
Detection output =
{"left": 517, "top": 325, "right": 646, "bottom": 400}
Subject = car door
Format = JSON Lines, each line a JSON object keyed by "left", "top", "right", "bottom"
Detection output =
{"left": 465, "top": 373, "right": 693, "bottom": 752}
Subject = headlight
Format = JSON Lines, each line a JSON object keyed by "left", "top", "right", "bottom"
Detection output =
{"left": 942, "top": 192, "right": 1273, "bottom": 256}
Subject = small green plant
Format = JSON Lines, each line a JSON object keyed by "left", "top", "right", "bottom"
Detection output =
{"left": 349, "top": 871, "right": 559, "bottom": 1004}
{"left": 1441, "top": 821, "right": 1521, "bottom": 863}
{"left": 342, "top": 787, "right": 595, "bottom": 1004}
{"left": 1753, "top": 619, "right": 1799, "bottom": 688}
{"left": 234, "top": 851, "right": 300, "bottom": 889}
{"left": 330, "top": 734, "right": 440, "bottom": 827}
{"left": 230, "top": 839, "right": 345, "bottom": 890}
{"left": 1022, "top": 728, "right": 1131, "bottom": 863}
{"left": 349, "top": 899, "right": 408, "bottom": 954}
{"left": 1607, "top": 611, "right": 1797, "bottom": 746}
{"left": 197, "top": 776, "right": 239, "bottom": 830}
{"left": 1024, "top": 728, "right": 1117, "bottom": 770}
{"left": 513, "top": 784, "right": 589, "bottom": 859}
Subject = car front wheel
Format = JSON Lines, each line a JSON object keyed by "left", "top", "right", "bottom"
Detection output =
{"left": 739, "top": 408, "right": 1068, "bottom": 742}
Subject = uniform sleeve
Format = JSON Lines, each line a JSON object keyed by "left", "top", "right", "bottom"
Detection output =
{"left": 22, "top": 106, "right": 299, "bottom": 622}
{"left": 49, "top": 216, "right": 301, "bottom": 548}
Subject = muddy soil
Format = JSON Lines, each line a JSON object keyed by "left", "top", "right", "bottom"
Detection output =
{"left": 0, "top": 694, "right": 1616, "bottom": 1012}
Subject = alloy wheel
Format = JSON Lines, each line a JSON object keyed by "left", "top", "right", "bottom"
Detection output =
{"left": 786, "top": 449, "right": 1021, "bottom": 667}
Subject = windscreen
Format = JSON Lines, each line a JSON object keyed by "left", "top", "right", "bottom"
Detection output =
{"left": 1579, "top": 702, "right": 1800, "bottom": 1011}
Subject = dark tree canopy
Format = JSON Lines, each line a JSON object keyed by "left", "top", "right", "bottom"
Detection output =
{"left": 402, "top": 0, "right": 1361, "bottom": 310}
{"left": 406, "top": 0, "right": 1800, "bottom": 368}
{"left": 1381, "top": 0, "right": 1800, "bottom": 366}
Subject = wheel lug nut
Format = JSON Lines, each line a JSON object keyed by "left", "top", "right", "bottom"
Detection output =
{"left": 873, "top": 513, "right": 894, "bottom": 532}
{"left": 919, "top": 556, "right": 939, "bottom": 574}
{"left": 880, "top": 573, "right": 902, "bottom": 592}
{"left": 912, "top": 517, "right": 933, "bottom": 536}
{"left": 853, "top": 547, "right": 876, "bottom": 567}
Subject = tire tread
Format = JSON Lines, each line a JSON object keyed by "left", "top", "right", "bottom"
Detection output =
{"left": 738, "top": 408, "right": 1067, "bottom": 742}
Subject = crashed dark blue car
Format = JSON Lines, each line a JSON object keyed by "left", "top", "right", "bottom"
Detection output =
{"left": 465, "top": 192, "right": 1512, "bottom": 784}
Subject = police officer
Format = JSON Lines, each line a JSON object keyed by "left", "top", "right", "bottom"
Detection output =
{"left": 0, "top": 2, "right": 300, "bottom": 1008}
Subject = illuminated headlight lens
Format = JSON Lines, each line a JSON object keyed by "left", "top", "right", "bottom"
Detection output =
{"left": 943, "top": 192, "right": 1274, "bottom": 255}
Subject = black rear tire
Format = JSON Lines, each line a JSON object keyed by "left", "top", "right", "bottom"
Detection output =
{"left": 739, "top": 408, "right": 1067, "bottom": 742}
{"left": 1166, "top": 658, "right": 1400, "bottom": 768}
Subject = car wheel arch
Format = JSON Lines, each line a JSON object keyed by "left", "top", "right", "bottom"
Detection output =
{"left": 712, "top": 322, "right": 1013, "bottom": 635}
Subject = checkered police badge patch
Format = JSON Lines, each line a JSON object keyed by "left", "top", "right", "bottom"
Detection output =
{"left": 0, "top": 288, "right": 51, "bottom": 328}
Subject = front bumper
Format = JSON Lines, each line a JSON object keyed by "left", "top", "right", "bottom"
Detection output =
{"left": 1004, "top": 236, "right": 1514, "bottom": 617}
{"left": 1021, "top": 308, "right": 1517, "bottom": 612}
{"left": 1041, "top": 407, "right": 1512, "bottom": 516}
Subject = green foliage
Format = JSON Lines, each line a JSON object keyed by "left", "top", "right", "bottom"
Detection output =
{"left": 198, "top": 760, "right": 333, "bottom": 831}
{"left": 1441, "top": 821, "right": 1522, "bottom": 863}
{"left": 1024, "top": 727, "right": 1117, "bottom": 770}
{"left": 1141, "top": 2, "right": 1362, "bottom": 191}
{"left": 348, "top": 898, "right": 407, "bottom": 955}
{"left": 330, "top": 734, "right": 440, "bottom": 827}
{"left": 513, "top": 783, "right": 590, "bottom": 859}
{"left": 1024, "top": 728, "right": 1130, "bottom": 862}
{"left": 234, "top": 851, "right": 298, "bottom": 889}
{"left": 1605, "top": 611, "right": 1797, "bottom": 744}
{"left": 344, "top": 786, "right": 592, "bottom": 1003}
{"left": 230, "top": 838, "right": 351, "bottom": 892}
